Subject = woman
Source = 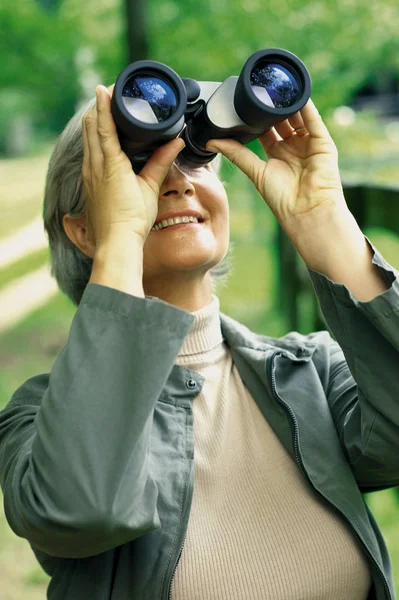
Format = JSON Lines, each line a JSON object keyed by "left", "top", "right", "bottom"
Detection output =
{"left": 0, "top": 83, "right": 398, "bottom": 600}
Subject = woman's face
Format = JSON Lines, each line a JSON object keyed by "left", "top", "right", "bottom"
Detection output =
{"left": 142, "top": 161, "right": 230, "bottom": 288}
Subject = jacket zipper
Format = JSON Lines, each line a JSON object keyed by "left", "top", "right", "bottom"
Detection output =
{"left": 167, "top": 531, "right": 187, "bottom": 600}
{"left": 268, "top": 351, "right": 391, "bottom": 600}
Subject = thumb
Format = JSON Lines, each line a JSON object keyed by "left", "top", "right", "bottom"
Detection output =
{"left": 206, "top": 138, "right": 265, "bottom": 183}
{"left": 139, "top": 138, "right": 186, "bottom": 192}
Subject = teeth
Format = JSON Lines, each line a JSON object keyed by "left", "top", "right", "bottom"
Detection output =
{"left": 152, "top": 216, "right": 200, "bottom": 231}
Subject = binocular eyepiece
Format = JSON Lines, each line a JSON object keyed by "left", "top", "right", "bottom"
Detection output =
{"left": 111, "top": 48, "right": 312, "bottom": 173}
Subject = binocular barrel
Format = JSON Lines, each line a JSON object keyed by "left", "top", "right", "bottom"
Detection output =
{"left": 111, "top": 48, "right": 312, "bottom": 172}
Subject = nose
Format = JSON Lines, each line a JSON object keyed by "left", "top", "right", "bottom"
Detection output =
{"left": 159, "top": 163, "right": 195, "bottom": 198}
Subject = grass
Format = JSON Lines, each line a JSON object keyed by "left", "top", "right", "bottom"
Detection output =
{"left": 365, "top": 490, "right": 399, "bottom": 594}
{"left": 0, "top": 501, "right": 50, "bottom": 599}
{"left": 0, "top": 291, "right": 76, "bottom": 406}
{"left": 1, "top": 120, "right": 399, "bottom": 598}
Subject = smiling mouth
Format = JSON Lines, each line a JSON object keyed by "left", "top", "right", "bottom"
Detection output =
{"left": 151, "top": 216, "right": 204, "bottom": 231}
{"left": 151, "top": 221, "right": 203, "bottom": 232}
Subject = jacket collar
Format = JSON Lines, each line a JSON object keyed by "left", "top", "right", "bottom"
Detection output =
{"left": 219, "top": 311, "right": 317, "bottom": 362}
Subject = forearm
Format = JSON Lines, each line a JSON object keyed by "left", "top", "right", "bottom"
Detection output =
{"left": 285, "top": 202, "right": 390, "bottom": 303}
{"left": 2, "top": 284, "right": 194, "bottom": 558}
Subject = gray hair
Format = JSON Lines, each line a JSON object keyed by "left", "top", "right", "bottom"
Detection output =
{"left": 43, "top": 97, "right": 234, "bottom": 307}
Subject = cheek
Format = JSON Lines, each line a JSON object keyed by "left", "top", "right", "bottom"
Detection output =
{"left": 202, "top": 175, "right": 229, "bottom": 212}
{"left": 213, "top": 189, "right": 229, "bottom": 223}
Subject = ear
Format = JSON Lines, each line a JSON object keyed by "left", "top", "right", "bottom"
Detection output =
{"left": 62, "top": 213, "right": 96, "bottom": 259}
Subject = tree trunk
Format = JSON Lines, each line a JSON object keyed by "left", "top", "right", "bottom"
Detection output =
{"left": 125, "top": 0, "right": 149, "bottom": 64}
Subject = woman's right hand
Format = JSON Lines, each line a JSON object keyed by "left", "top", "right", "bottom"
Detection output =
{"left": 82, "top": 84, "right": 185, "bottom": 250}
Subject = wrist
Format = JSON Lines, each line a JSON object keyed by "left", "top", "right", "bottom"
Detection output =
{"left": 91, "top": 234, "right": 145, "bottom": 298}
{"left": 283, "top": 203, "right": 360, "bottom": 273}
{"left": 284, "top": 203, "right": 389, "bottom": 301}
{"left": 94, "top": 230, "right": 145, "bottom": 256}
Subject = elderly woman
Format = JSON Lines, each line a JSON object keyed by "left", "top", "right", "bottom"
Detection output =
{"left": 0, "top": 82, "right": 398, "bottom": 600}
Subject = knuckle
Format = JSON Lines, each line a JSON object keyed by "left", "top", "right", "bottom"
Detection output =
{"left": 103, "top": 159, "right": 122, "bottom": 179}
{"left": 84, "top": 114, "right": 95, "bottom": 127}
{"left": 104, "top": 151, "right": 126, "bottom": 169}
{"left": 229, "top": 150, "right": 240, "bottom": 166}
{"left": 103, "top": 159, "right": 118, "bottom": 177}
{"left": 97, "top": 125, "right": 111, "bottom": 140}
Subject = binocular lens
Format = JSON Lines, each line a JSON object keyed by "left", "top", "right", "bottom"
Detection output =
{"left": 250, "top": 61, "right": 301, "bottom": 109}
{"left": 112, "top": 50, "right": 311, "bottom": 170}
{"left": 122, "top": 74, "right": 178, "bottom": 124}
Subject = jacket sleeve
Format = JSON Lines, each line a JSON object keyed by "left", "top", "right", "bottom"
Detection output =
{"left": 0, "top": 284, "right": 194, "bottom": 559}
{"left": 307, "top": 235, "right": 399, "bottom": 493}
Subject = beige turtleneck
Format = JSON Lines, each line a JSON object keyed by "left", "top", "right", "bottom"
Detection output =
{"left": 171, "top": 294, "right": 372, "bottom": 599}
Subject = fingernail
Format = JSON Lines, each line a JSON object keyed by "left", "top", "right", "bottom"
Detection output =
{"left": 206, "top": 143, "right": 218, "bottom": 153}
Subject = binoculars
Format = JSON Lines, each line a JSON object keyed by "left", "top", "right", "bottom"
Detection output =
{"left": 111, "top": 48, "right": 312, "bottom": 173}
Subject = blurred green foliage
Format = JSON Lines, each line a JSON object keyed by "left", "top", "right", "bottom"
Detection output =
{"left": 0, "top": 0, "right": 82, "bottom": 147}
{"left": 148, "top": 0, "right": 399, "bottom": 112}
{"left": 1, "top": 0, "right": 398, "bottom": 155}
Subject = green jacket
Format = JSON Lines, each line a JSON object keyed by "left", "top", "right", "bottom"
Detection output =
{"left": 1, "top": 237, "right": 398, "bottom": 600}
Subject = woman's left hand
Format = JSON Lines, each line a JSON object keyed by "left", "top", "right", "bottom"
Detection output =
{"left": 206, "top": 99, "right": 347, "bottom": 237}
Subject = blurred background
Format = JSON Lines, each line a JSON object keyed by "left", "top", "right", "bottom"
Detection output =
{"left": 1, "top": 0, "right": 399, "bottom": 597}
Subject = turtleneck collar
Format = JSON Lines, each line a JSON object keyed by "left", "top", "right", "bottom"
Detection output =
{"left": 177, "top": 294, "right": 224, "bottom": 357}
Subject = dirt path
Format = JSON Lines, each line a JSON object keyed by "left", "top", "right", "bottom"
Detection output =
{"left": 0, "top": 217, "right": 58, "bottom": 335}
{"left": 0, "top": 216, "right": 48, "bottom": 269}
{"left": 0, "top": 265, "right": 59, "bottom": 335}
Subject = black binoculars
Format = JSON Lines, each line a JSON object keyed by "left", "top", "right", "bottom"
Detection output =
{"left": 111, "top": 48, "right": 312, "bottom": 173}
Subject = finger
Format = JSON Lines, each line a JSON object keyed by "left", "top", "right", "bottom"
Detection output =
{"left": 81, "top": 118, "right": 96, "bottom": 235}
{"left": 288, "top": 110, "right": 306, "bottom": 133}
{"left": 206, "top": 138, "right": 265, "bottom": 182}
{"left": 273, "top": 119, "right": 295, "bottom": 140}
{"left": 95, "top": 84, "right": 124, "bottom": 160}
{"left": 82, "top": 116, "right": 91, "bottom": 184}
{"left": 257, "top": 128, "right": 281, "bottom": 154}
{"left": 84, "top": 107, "right": 104, "bottom": 175}
{"left": 139, "top": 138, "right": 186, "bottom": 193}
{"left": 300, "top": 98, "right": 331, "bottom": 139}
